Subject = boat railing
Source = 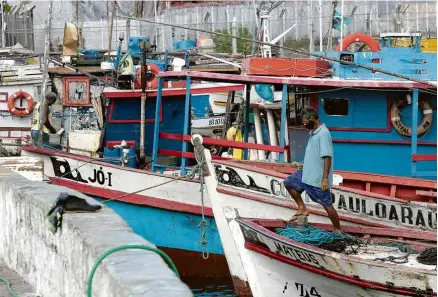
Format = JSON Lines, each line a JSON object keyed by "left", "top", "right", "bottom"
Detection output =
{"left": 154, "top": 132, "right": 286, "bottom": 174}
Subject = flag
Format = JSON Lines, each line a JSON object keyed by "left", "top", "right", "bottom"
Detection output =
{"left": 332, "top": 10, "right": 352, "bottom": 30}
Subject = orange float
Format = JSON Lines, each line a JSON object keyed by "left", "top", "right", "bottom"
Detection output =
{"left": 7, "top": 91, "right": 35, "bottom": 116}
{"left": 135, "top": 63, "right": 160, "bottom": 89}
{"left": 336, "top": 32, "right": 381, "bottom": 52}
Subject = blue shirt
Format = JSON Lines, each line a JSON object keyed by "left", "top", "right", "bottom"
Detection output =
{"left": 302, "top": 124, "right": 334, "bottom": 188}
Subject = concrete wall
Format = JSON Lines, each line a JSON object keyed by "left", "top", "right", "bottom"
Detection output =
{"left": 0, "top": 166, "right": 192, "bottom": 297}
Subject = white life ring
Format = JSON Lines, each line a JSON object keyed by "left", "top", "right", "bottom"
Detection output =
{"left": 390, "top": 94, "right": 433, "bottom": 137}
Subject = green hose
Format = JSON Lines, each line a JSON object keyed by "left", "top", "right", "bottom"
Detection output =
{"left": 0, "top": 276, "right": 20, "bottom": 297}
{"left": 87, "top": 245, "right": 180, "bottom": 297}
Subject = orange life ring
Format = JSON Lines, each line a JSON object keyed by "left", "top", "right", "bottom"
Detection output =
{"left": 135, "top": 63, "right": 160, "bottom": 89}
{"left": 336, "top": 32, "right": 381, "bottom": 52}
{"left": 7, "top": 91, "right": 35, "bottom": 116}
{"left": 390, "top": 95, "right": 433, "bottom": 137}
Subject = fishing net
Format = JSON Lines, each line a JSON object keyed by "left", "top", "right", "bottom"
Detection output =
{"left": 275, "top": 225, "right": 358, "bottom": 253}
{"left": 417, "top": 248, "right": 437, "bottom": 266}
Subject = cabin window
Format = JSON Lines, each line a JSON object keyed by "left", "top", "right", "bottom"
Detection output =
{"left": 321, "top": 98, "right": 349, "bottom": 116}
{"left": 288, "top": 86, "right": 311, "bottom": 126}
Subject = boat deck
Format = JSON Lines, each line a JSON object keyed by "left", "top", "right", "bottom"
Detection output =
{"left": 342, "top": 244, "right": 435, "bottom": 271}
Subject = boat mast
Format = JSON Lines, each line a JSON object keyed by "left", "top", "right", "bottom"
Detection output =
{"left": 327, "top": 1, "right": 337, "bottom": 51}
{"left": 37, "top": 0, "right": 53, "bottom": 146}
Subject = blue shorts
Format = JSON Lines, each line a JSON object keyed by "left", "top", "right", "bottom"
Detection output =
{"left": 284, "top": 170, "right": 333, "bottom": 206}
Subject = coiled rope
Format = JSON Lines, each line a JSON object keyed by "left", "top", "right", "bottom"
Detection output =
{"left": 276, "top": 225, "right": 348, "bottom": 247}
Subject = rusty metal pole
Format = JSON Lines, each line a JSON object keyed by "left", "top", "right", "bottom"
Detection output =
{"left": 38, "top": 0, "right": 53, "bottom": 147}
{"left": 139, "top": 40, "right": 148, "bottom": 165}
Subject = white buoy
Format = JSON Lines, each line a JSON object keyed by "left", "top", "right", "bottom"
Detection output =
{"left": 252, "top": 108, "right": 266, "bottom": 160}
{"left": 266, "top": 110, "right": 278, "bottom": 161}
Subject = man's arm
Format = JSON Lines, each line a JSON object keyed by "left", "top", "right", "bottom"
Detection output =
{"left": 43, "top": 104, "right": 57, "bottom": 134}
{"left": 323, "top": 156, "right": 332, "bottom": 178}
{"left": 320, "top": 131, "right": 333, "bottom": 191}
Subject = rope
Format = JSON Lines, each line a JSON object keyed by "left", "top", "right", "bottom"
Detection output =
{"left": 101, "top": 170, "right": 197, "bottom": 204}
{"left": 193, "top": 143, "right": 209, "bottom": 260}
{"left": 417, "top": 248, "right": 437, "bottom": 265}
{"left": 276, "top": 225, "right": 348, "bottom": 247}
{"left": 378, "top": 242, "right": 420, "bottom": 254}
{"left": 0, "top": 276, "right": 19, "bottom": 297}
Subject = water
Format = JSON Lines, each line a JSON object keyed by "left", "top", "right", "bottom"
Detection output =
{"left": 182, "top": 277, "right": 237, "bottom": 297}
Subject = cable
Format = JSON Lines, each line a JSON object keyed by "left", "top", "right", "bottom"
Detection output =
{"left": 116, "top": 14, "right": 437, "bottom": 89}
{"left": 0, "top": 276, "right": 19, "bottom": 297}
{"left": 87, "top": 245, "right": 179, "bottom": 297}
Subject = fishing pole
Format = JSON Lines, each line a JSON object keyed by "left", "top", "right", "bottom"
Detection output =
{"left": 117, "top": 15, "right": 437, "bottom": 89}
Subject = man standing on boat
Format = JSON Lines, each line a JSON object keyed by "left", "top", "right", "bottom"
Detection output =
{"left": 284, "top": 107, "right": 341, "bottom": 230}
{"left": 31, "top": 92, "right": 60, "bottom": 145}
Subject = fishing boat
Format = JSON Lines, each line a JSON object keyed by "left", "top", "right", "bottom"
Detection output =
{"left": 22, "top": 32, "right": 437, "bottom": 278}
{"left": 196, "top": 135, "right": 436, "bottom": 296}
{"left": 232, "top": 217, "right": 436, "bottom": 297}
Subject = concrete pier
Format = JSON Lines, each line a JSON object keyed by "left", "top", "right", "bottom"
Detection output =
{"left": 0, "top": 263, "right": 37, "bottom": 296}
{"left": 0, "top": 166, "right": 193, "bottom": 297}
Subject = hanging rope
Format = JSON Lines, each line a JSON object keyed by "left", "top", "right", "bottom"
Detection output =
{"left": 192, "top": 139, "right": 209, "bottom": 260}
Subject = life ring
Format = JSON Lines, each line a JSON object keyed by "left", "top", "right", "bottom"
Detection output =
{"left": 336, "top": 32, "right": 381, "bottom": 52}
{"left": 390, "top": 94, "right": 433, "bottom": 137}
{"left": 135, "top": 63, "right": 160, "bottom": 89}
{"left": 7, "top": 91, "right": 35, "bottom": 116}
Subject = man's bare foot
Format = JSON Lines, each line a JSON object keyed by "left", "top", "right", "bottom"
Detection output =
{"left": 289, "top": 209, "right": 310, "bottom": 221}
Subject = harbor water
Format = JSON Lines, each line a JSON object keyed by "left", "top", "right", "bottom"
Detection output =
{"left": 182, "top": 277, "right": 237, "bottom": 297}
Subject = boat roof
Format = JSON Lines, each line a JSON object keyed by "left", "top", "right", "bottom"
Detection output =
{"left": 380, "top": 32, "right": 422, "bottom": 38}
{"left": 159, "top": 71, "right": 437, "bottom": 89}
{"left": 102, "top": 82, "right": 244, "bottom": 98}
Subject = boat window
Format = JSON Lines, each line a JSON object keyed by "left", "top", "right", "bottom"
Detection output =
{"left": 321, "top": 98, "right": 349, "bottom": 116}
{"left": 289, "top": 86, "right": 311, "bottom": 126}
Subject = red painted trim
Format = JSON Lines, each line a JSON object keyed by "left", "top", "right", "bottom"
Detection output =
{"left": 0, "top": 92, "right": 8, "bottom": 102}
{"left": 412, "top": 154, "right": 437, "bottom": 161}
{"left": 332, "top": 139, "right": 437, "bottom": 146}
{"left": 103, "top": 84, "right": 245, "bottom": 98}
{"left": 215, "top": 159, "right": 437, "bottom": 189}
{"left": 49, "top": 177, "right": 213, "bottom": 216}
{"left": 0, "top": 127, "right": 31, "bottom": 131}
{"left": 107, "top": 99, "right": 163, "bottom": 124}
{"left": 248, "top": 219, "right": 436, "bottom": 241}
{"left": 326, "top": 97, "right": 392, "bottom": 133}
{"left": 105, "top": 141, "right": 136, "bottom": 148}
{"left": 245, "top": 242, "right": 435, "bottom": 296}
{"left": 160, "top": 132, "right": 285, "bottom": 153}
{"left": 159, "top": 71, "right": 438, "bottom": 89}
{"left": 158, "top": 149, "right": 228, "bottom": 160}
{"left": 217, "top": 186, "right": 390, "bottom": 228}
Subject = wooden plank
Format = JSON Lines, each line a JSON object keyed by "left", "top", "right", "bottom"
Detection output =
{"left": 0, "top": 70, "right": 42, "bottom": 76}
{"left": 160, "top": 132, "right": 285, "bottom": 152}
{"left": 0, "top": 80, "right": 43, "bottom": 86}
{"left": 158, "top": 149, "right": 227, "bottom": 160}
{"left": 416, "top": 190, "right": 437, "bottom": 198}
